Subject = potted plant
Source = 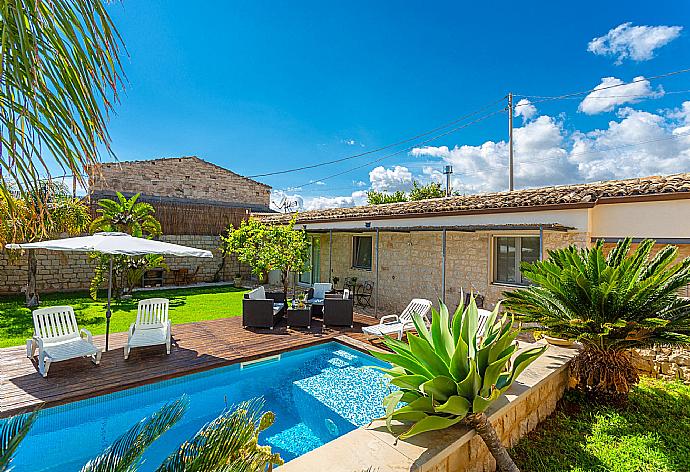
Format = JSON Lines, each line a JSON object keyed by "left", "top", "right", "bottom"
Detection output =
{"left": 332, "top": 276, "right": 340, "bottom": 289}
{"left": 233, "top": 273, "right": 242, "bottom": 287}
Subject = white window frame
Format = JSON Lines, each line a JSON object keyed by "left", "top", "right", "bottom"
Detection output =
{"left": 491, "top": 234, "right": 541, "bottom": 287}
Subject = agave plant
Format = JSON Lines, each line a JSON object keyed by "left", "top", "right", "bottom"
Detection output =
{"left": 503, "top": 238, "right": 690, "bottom": 398}
{"left": 371, "top": 298, "right": 546, "bottom": 472}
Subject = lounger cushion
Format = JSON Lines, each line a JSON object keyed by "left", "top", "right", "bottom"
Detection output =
{"left": 42, "top": 338, "right": 99, "bottom": 361}
{"left": 273, "top": 303, "right": 284, "bottom": 315}
{"left": 128, "top": 326, "right": 168, "bottom": 348}
{"left": 307, "top": 298, "right": 324, "bottom": 306}
{"left": 362, "top": 323, "right": 404, "bottom": 337}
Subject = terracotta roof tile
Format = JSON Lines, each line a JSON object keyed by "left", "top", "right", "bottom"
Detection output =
{"left": 258, "top": 172, "right": 690, "bottom": 224}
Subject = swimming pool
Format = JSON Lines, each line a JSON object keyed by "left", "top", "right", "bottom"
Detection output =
{"left": 8, "top": 342, "right": 393, "bottom": 471}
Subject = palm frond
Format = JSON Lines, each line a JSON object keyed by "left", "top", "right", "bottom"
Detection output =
{"left": 156, "top": 398, "right": 282, "bottom": 472}
{"left": 0, "top": 411, "right": 39, "bottom": 472}
{"left": 0, "top": 0, "right": 125, "bottom": 199}
{"left": 80, "top": 397, "right": 188, "bottom": 472}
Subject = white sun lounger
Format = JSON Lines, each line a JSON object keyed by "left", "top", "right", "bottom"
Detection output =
{"left": 125, "top": 298, "right": 171, "bottom": 359}
{"left": 26, "top": 306, "right": 102, "bottom": 377}
{"left": 362, "top": 298, "right": 433, "bottom": 340}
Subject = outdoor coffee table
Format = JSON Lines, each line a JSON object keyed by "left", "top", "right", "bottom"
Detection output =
{"left": 287, "top": 306, "right": 312, "bottom": 329}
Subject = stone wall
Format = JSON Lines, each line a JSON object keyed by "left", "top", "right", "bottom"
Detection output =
{"left": 0, "top": 235, "right": 246, "bottom": 295}
{"left": 316, "top": 230, "right": 589, "bottom": 314}
{"left": 280, "top": 341, "right": 576, "bottom": 472}
{"left": 89, "top": 156, "right": 271, "bottom": 210}
{"left": 632, "top": 347, "right": 690, "bottom": 384}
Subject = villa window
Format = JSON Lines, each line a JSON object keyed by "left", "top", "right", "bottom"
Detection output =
{"left": 494, "top": 236, "right": 540, "bottom": 285}
{"left": 352, "top": 236, "right": 373, "bottom": 270}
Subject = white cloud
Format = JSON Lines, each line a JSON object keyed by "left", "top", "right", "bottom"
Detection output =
{"left": 578, "top": 76, "right": 663, "bottom": 115}
{"left": 514, "top": 99, "right": 537, "bottom": 121}
{"left": 270, "top": 188, "right": 368, "bottom": 211}
{"left": 368, "top": 165, "right": 413, "bottom": 192}
{"left": 411, "top": 100, "right": 690, "bottom": 194}
{"left": 270, "top": 190, "right": 304, "bottom": 212}
{"left": 587, "top": 22, "right": 683, "bottom": 64}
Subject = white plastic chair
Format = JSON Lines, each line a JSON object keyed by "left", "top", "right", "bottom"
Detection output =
{"left": 125, "top": 298, "right": 171, "bottom": 359}
{"left": 26, "top": 306, "right": 102, "bottom": 377}
{"left": 362, "top": 298, "right": 433, "bottom": 340}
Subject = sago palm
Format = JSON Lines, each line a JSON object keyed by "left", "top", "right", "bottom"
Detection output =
{"left": 371, "top": 298, "right": 546, "bottom": 472}
{"left": 90, "top": 192, "right": 162, "bottom": 237}
{"left": 503, "top": 238, "right": 690, "bottom": 397}
{"left": 0, "top": 0, "right": 124, "bottom": 199}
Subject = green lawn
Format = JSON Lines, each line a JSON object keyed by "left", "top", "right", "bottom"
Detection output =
{"left": 511, "top": 377, "right": 690, "bottom": 472}
{"left": 0, "top": 286, "right": 249, "bottom": 348}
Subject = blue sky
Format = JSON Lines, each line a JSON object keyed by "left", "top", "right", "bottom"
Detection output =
{"left": 102, "top": 0, "right": 690, "bottom": 209}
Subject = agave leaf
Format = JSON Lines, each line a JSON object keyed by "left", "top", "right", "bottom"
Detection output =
{"left": 461, "top": 297, "right": 479, "bottom": 357}
{"left": 420, "top": 376, "right": 457, "bottom": 402}
{"left": 498, "top": 346, "right": 548, "bottom": 392}
{"left": 456, "top": 359, "right": 481, "bottom": 399}
{"left": 431, "top": 301, "right": 454, "bottom": 363}
{"left": 449, "top": 331, "right": 470, "bottom": 382}
{"left": 472, "top": 387, "right": 502, "bottom": 413}
{"left": 370, "top": 350, "right": 433, "bottom": 378}
{"left": 400, "top": 391, "right": 423, "bottom": 403}
{"left": 391, "top": 411, "right": 429, "bottom": 423}
{"left": 383, "top": 391, "right": 405, "bottom": 431}
{"left": 481, "top": 345, "right": 517, "bottom": 396}
{"left": 451, "top": 301, "right": 465, "bottom": 345}
{"left": 399, "top": 416, "right": 463, "bottom": 440}
{"left": 434, "top": 395, "right": 471, "bottom": 417}
{"left": 408, "top": 335, "right": 452, "bottom": 378}
{"left": 390, "top": 375, "right": 428, "bottom": 391}
{"left": 394, "top": 397, "right": 435, "bottom": 415}
{"left": 412, "top": 311, "right": 433, "bottom": 346}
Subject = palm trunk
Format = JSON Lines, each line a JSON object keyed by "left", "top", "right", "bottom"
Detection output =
{"left": 467, "top": 412, "right": 519, "bottom": 472}
{"left": 25, "top": 250, "right": 39, "bottom": 308}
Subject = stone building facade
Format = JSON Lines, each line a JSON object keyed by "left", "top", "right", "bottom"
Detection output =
{"left": 89, "top": 156, "right": 271, "bottom": 211}
{"left": 0, "top": 235, "right": 249, "bottom": 295}
{"left": 311, "top": 229, "right": 588, "bottom": 313}
{"left": 1, "top": 156, "right": 271, "bottom": 295}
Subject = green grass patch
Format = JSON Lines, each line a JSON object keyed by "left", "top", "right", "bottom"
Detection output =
{"left": 511, "top": 377, "right": 690, "bottom": 472}
{"left": 0, "top": 286, "right": 249, "bottom": 348}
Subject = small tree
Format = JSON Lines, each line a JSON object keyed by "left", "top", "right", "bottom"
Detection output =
{"left": 265, "top": 220, "right": 311, "bottom": 301}
{"left": 372, "top": 298, "right": 545, "bottom": 472}
{"left": 0, "top": 182, "right": 90, "bottom": 307}
{"left": 222, "top": 218, "right": 310, "bottom": 300}
{"left": 366, "top": 190, "right": 408, "bottom": 205}
{"left": 409, "top": 181, "right": 445, "bottom": 200}
{"left": 221, "top": 218, "right": 271, "bottom": 284}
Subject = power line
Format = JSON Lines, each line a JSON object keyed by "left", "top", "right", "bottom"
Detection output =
{"left": 248, "top": 97, "right": 506, "bottom": 178}
{"left": 513, "top": 68, "right": 690, "bottom": 107}
{"left": 451, "top": 131, "right": 690, "bottom": 179}
{"left": 517, "top": 89, "right": 690, "bottom": 101}
{"left": 280, "top": 107, "right": 506, "bottom": 192}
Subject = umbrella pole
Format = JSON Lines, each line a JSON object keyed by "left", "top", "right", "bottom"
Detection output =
{"left": 105, "top": 256, "right": 113, "bottom": 352}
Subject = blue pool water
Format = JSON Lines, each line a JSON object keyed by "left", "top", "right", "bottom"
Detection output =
{"left": 8, "top": 342, "right": 393, "bottom": 471}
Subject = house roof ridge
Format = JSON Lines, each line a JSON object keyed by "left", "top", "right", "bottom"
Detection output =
{"left": 257, "top": 171, "right": 690, "bottom": 224}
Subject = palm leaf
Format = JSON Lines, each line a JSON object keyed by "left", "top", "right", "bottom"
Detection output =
{"left": 0, "top": 411, "right": 39, "bottom": 472}
{"left": 81, "top": 397, "right": 188, "bottom": 472}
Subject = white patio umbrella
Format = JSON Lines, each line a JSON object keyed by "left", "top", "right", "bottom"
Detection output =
{"left": 7, "top": 232, "right": 213, "bottom": 351}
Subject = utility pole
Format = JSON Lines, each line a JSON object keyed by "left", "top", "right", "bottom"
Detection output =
{"left": 508, "top": 92, "right": 514, "bottom": 191}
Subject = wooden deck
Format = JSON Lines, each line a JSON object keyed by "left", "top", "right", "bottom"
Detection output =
{"left": 0, "top": 313, "right": 380, "bottom": 418}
